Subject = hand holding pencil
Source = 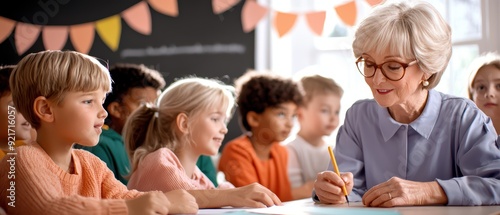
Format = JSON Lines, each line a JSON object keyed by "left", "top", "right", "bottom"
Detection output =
{"left": 313, "top": 146, "right": 354, "bottom": 204}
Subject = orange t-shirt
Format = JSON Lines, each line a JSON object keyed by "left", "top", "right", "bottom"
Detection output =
{"left": 0, "top": 140, "right": 26, "bottom": 160}
{"left": 218, "top": 135, "right": 292, "bottom": 201}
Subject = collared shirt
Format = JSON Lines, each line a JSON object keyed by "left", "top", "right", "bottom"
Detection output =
{"left": 329, "top": 90, "right": 500, "bottom": 205}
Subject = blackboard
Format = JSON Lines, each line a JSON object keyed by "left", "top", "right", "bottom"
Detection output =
{"left": 0, "top": 0, "right": 254, "bottom": 148}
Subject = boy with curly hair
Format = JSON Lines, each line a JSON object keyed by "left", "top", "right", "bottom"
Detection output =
{"left": 218, "top": 71, "right": 302, "bottom": 202}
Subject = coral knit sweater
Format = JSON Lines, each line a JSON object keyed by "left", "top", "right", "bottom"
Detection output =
{"left": 218, "top": 135, "right": 292, "bottom": 201}
{"left": 0, "top": 143, "right": 142, "bottom": 215}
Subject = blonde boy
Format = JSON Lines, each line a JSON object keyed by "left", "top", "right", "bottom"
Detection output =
{"left": 0, "top": 50, "right": 197, "bottom": 215}
{"left": 286, "top": 74, "right": 343, "bottom": 198}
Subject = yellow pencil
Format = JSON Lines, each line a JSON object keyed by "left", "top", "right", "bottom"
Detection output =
{"left": 328, "top": 146, "right": 349, "bottom": 204}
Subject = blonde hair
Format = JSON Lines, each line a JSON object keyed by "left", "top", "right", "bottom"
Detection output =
{"left": 10, "top": 50, "right": 111, "bottom": 129}
{"left": 299, "top": 74, "right": 343, "bottom": 106}
{"left": 124, "top": 77, "right": 235, "bottom": 175}
{"left": 467, "top": 52, "right": 500, "bottom": 99}
{"left": 352, "top": 0, "right": 452, "bottom": 89}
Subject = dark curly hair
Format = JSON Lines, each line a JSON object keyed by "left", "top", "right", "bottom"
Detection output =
{"left": 235, "top": 71, "right": 302, "bottom": 132}
{"left": 0, "top": 65, "right": 15, "bottom": 97}
{"left": 105, "top": 63, "right": 166, "bottom": 121}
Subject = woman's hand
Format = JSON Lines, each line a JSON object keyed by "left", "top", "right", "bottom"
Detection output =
{"left": 314, "top": 171, "right": 353, "bottom": 204}
{"left": 362, "top": 177, "right": 448, "bottom": 207}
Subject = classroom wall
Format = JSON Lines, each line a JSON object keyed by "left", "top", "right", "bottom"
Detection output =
{"left": 0, "top": 0, "right": 255, "bottom": 147}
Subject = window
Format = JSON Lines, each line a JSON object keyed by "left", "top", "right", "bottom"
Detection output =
{"left": 257, "top": 0, "right": 498, "bottom": 144}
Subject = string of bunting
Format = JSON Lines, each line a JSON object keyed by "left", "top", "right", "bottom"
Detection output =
{"left": 0, "top": 0, "right": 382, "bottom": 55}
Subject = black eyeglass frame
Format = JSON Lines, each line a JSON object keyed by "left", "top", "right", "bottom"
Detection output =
{"left": 355, "top": 57, "right": 418, "bottom": 81}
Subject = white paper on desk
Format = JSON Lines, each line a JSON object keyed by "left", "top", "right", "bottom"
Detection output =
{"left": 197, "top": 208, "right": 246, "bottom": 214}
{"left": 246, "top": 205, "right": 309, "bottom": 215}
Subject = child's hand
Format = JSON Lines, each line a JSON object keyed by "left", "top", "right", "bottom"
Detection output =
{"left": 225, "top": 183, "right": 282, "bottom": 208}
{"left": 217, "top": 181, "right": 235, "bottom": 189}
{"left": 126, "top": 191, "right": 170, "bottom": 215}
{"left": 163, "top": 189, "right": 199, "bottom": 214}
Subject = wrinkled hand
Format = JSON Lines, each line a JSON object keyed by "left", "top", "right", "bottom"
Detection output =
{"left": 163, "top": 189, "right": 199, "bottom": 214}
{"left": 225, "top": 183, "right": 282, "bottom": 208}
{"left": 126, "top": 191, "right": 171, "bottom": 215}
{"left": 314, "top": 171, "right": 353, "bottom": 204}
{"left": 362, "top": 177, "right": 447, "bottom": 207}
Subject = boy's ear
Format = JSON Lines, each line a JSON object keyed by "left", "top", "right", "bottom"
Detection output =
{"left": 176, "top": 112, "right": 189, "bottom": 134}
{"left": 107, "top": 101, "right": 122, "bottom": 119}
{"left": 247, "top": 111, "right": 259, "bottom": 128}
{"left": 33, "top": 96, "right": 54, "bottom": 123}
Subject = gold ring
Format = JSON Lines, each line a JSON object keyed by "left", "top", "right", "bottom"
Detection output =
{"left": 388, "top": 193, "right": 392, "bottom": 200}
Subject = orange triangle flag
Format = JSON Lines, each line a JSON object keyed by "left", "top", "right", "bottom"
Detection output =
{"left": 366, "top": 0, "right": 384, "bottom": 7}
{"left": 335, "top": 0, "right": 357, "bottom": 27}
{"left": 42, "top": 26, "right": 68, "bottom": 50}
{"left": 149, "top": 0, "right": 179, "bottom": 17}
{"left": 15, "top": 22, "right": 41, "bottom": 55}
{"left": 70, "top": 23, "right": 95, "bottom": 54}
{"left": 0, "top": 17, "right": 15, "bottom": 44}
{"left": 213, "top": 0, "right": 240, "bottom": 14}
{"left": 122, "top": 1, "right": 152, "bottom": 35}
{"left": 274, "top": 11, "right": 298, "bottom": 38}
{"left": 241, "top": 0, "right": 268, "bottom": 33}
{"left": 305, "top": 11, "right": 326, "bottom": 36}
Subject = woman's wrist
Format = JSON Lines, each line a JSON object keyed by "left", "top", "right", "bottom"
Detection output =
{"left": 424, "top": 181, "right": 448, "bottom": 205}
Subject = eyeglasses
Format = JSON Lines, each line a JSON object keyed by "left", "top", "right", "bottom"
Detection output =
{"left": 355, "top": 57, "right": 418, "bottom": 81}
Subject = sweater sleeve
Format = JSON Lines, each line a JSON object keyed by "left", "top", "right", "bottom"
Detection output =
{"left": 218, "top": 141, "right": 259, "bottom": 187}
{"left": 0, "top": 152, "right": 129, "bottom": 215}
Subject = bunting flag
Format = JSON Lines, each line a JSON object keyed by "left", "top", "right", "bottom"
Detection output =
{"left": 69, "top": 23, "right": 95, "bottom": 54}
{"left": 274, "top": 12, "right": 298, "bottom": 38}
{"left": 241, "top": 0, "right": 268, "bottom": 33}
{"left": 334, "top": 0, "right": 357, "bottom": 27}
{"left": 240, "top": 0, "right": 375, "bottom": 37}
{"left": 15, "top": 22, "right": 41, "bottom": 55}
{"left": 0, "top": 0, "right": 179, "bottom": 55}
{"left": 0, "top": 0, "right": 377, "bottom": 55}
{"left": 0, "top": 17, "right": 15, "bottom": 44}
{"left": 305, "top": 11, "right": 326, "bottom": 36}
{"left": 122, "top": 1, "right": 152, "bottom": 35}
{"left": 149, "top": 0, "right": 179, "bottom": 17}
{"left": 366, "top": 0, "right": 384, "bottom": 7}
{"left": 42, "top": 26, "right": 68, "bottom": 50}
{"left": 213, "top": 0, "right": 240, "bottom": 14}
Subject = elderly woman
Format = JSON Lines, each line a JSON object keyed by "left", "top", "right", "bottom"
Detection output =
{"left": 313, "top": 0, "right": 500, "bottom": 207}
{"left": 468, "top": 52, "right": 500, "bottom": 134}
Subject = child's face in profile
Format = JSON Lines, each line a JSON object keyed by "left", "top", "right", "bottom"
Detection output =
{"left": 471, "top": 65, "right": 500, "bottom": 119}
{"left": 0, "top": 93, "right": 32, "bottom": 146}
{"left": 189, "top": 104, "right": 229, "bottom": 156}
{"left": 252, "top": 102, "right": 297, "bottom": 144}
{"left": 50, "top": 89, "right": 108, "bottom": 147}
{"left": 298, "top": 93, "right": 341, "bottom": 137}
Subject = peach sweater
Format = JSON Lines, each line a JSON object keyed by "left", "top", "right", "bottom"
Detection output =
{"left": 0, "top": 144, "right": 142, "bottom": 215}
